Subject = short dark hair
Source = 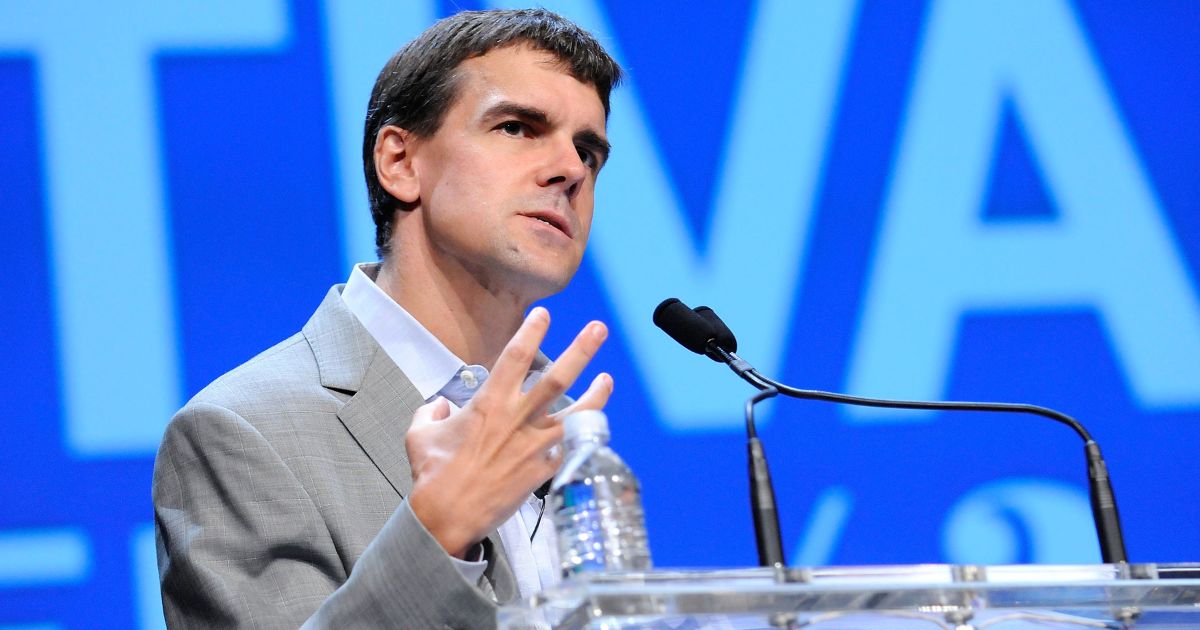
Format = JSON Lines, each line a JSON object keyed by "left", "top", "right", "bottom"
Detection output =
{"left": 362, "top": 8, "right": 622, "bottom": 259}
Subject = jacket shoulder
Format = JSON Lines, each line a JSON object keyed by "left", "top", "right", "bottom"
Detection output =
{"left": 184, "top": 332, "right": 340, "bottom": 424}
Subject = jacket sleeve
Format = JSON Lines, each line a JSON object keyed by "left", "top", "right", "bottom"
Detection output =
{"left": 153, "top": 401, "right": 500, "bottom": 629}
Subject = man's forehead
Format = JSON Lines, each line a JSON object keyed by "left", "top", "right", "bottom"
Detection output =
{"left": 454, "top": 46, "right": 606, "bottom": 124}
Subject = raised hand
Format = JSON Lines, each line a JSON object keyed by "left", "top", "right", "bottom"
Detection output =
{"left": 405, "top": 307, "right": 612, "bottom": 557}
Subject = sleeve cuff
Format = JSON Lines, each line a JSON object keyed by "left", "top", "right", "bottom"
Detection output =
{"left": 449, "top": 543, "right": 488, "bottom": 585}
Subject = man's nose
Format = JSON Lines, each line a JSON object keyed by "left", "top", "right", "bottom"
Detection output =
{"left": 538, "top": 138, "right": 588, "bottom": 199}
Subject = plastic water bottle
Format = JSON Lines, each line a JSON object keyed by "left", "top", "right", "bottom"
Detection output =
{"left": 551, "top": 410, "right": 652, "bottom": 576}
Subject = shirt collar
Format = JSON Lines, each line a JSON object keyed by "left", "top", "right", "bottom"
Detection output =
{"left": 341, "top": 263, "right": 465, "bottom": 401}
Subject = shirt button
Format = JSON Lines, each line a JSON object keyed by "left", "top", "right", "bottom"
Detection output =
{"left": 460, "top": 369, "right": 478, "bottom": 389}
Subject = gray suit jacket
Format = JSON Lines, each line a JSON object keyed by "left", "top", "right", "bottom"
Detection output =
{"left": 153, "top": 285, "right": 526, "bottom": 629}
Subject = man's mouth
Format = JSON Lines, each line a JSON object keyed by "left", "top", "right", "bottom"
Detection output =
{"left": 521, "top": 211, "right": 574, "bottom": 239}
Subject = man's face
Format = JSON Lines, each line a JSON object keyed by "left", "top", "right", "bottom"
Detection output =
{"left": 402, "top": 45, "right": 609, "bottom": 301}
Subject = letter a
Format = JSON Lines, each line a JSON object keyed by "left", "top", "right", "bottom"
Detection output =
{"left": 848, "top": 0, "right": 1200, "bottom": 419}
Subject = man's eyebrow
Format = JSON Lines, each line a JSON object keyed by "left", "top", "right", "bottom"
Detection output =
{"left": 482, "top": 101, "right": 550, "bottom": 127}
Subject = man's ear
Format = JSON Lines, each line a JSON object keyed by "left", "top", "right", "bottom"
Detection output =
{"left": 374, "top": 126, "right": 420, "bottom": 204}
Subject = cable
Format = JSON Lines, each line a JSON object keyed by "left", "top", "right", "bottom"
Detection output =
{"left": 711, "top": 344, "right": 1092, "bottom": 442}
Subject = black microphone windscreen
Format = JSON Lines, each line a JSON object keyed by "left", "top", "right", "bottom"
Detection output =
{"left": 694, "top": 306, "right": 737, "bottom": 354}
{"left": 653, "top": 298, "right": 716, "bottom": 354}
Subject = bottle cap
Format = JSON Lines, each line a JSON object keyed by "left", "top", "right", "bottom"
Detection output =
{"left": 563, "top": 409, "right": 609, "bottom": 441}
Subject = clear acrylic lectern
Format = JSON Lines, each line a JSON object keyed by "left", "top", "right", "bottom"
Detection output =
{"left": 498, "top": 563, "right": 1200, "bottom": 629}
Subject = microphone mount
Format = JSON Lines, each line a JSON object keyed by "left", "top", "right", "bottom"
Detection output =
{"left": 705, "top": 336, "right": 1127, "bottom": 565}
{"left": 654, "top": 298, "right": 1129, "bottom": 565}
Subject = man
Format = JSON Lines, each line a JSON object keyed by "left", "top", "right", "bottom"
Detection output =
{"left": 152, "top": 9, "right": 622, "bottom": 628}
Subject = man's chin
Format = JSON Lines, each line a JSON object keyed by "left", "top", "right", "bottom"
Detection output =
{"left": 519, "top": 271, "right": 576, "bottom": 301}
{"left": 502, "top": 259, "right": 580, "bottom": 302}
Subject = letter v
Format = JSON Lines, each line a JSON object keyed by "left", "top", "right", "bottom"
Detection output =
{"left": 494, "top": 0, "right": 862, "bottom": 430}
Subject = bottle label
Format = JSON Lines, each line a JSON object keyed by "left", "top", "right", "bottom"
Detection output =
{"left": 562, "top": 481, "right": 607, "bottom": 573}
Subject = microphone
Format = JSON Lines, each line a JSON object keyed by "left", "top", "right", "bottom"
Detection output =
{"left": 652, "top": 298, "right": 716, "bottom": 355}
{"left": 654, "top": 299, "right": 786, "bottom": 568}
{"left": 653, "top": 298, "right": 1129, "bottom": 565}
{"left": 534, "top": 478, "right": 552, "bottom": 501}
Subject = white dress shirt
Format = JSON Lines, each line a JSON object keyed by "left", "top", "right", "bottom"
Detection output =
{"left": 341, "top": 263, "right": 560, "bottom": 600}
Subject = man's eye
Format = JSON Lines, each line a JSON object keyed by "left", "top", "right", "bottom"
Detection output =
{"left": 577, "top": 147, "right": 597, "bottom": 169}
{"left": 499, "top": 121, "right": 527, "bottom": 136}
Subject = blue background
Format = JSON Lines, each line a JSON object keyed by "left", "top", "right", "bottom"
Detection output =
{"left": 1, "top": 1, "right": 1198, "bottom": 627}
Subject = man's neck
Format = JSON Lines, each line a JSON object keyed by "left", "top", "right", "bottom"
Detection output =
{"left": 374, "top": 256, "right": 528, "bottom": 370}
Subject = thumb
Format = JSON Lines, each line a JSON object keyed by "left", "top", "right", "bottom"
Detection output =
{"left": 412, "top": 396, "right": 452, "bottom": 426}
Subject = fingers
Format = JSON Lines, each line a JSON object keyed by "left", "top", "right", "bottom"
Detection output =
{"left": 522, "top": 321, "right": 608, "bottom": 414}
{"left": 483, "top": 307, "right": 552, "bottom": 397}
{"left": 553, "top": 372, "right": 613, "bottom": 419}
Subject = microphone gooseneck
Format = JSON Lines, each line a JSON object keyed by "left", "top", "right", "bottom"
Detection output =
{"left": 653, "top": 298, "right": 1129, "bottom": 565}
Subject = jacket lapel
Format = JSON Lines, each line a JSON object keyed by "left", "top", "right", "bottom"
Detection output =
{"left": 303, "top": 285, "right": 423, "bottom": 496}
{"left": 336, "top": 350, "right": 424, "bottom": 497}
